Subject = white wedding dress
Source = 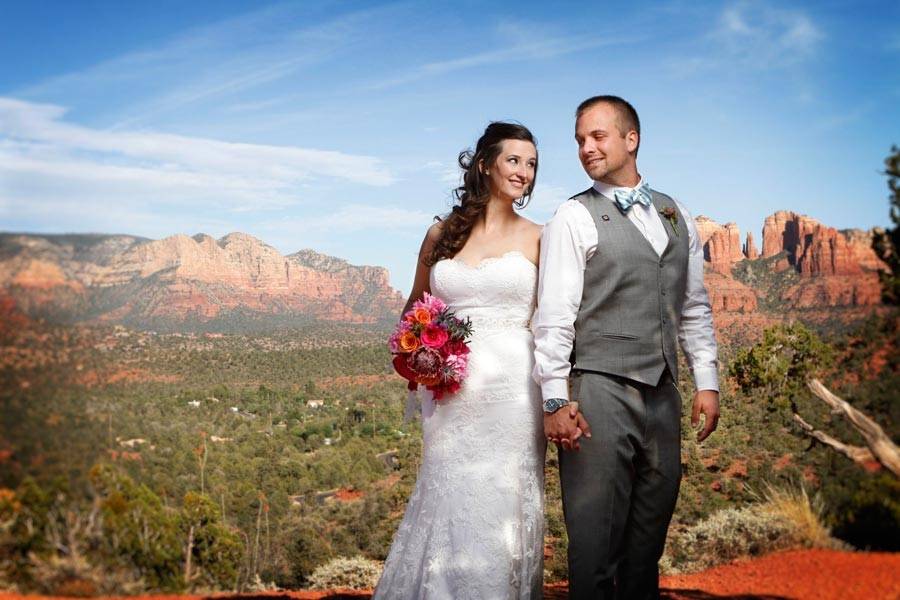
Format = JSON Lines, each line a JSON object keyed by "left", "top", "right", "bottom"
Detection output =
{"left": 373, "top": 251, "right": 546, "bottom": 599}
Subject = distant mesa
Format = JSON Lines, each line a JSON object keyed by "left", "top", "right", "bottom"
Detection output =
{"left": 0, "top": 231, "right": 403, "bottom": 332}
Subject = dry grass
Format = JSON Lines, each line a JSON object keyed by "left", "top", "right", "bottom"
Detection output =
{"left": 753, "top": 481, "right": 836, "bottom": 549}
{"left": 662, "top": 481, "right": 846, "bottom": 574}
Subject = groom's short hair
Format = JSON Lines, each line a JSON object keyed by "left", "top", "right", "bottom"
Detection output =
{"left": 576, "top": 95, "right": 641, "bottom": 155}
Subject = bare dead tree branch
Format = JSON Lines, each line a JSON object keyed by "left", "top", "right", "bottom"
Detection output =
{"left": 795, "top": 379, "right": 900, "bottom": 478}
{"left": 792, "top": 412, "right": 877, "bottom": 464}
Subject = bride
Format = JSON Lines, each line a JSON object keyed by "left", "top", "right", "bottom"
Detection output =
{"left": 373, "top": 122, "right": 546, "bottom": 599}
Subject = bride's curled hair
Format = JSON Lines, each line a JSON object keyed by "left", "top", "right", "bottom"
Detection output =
{"left": 426, "top": 122, "right": 537, "bottom": 266}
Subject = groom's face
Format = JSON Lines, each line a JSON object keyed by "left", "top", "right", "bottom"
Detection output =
{"left": 575, "top": 102, "right": 637, "bottom": 181}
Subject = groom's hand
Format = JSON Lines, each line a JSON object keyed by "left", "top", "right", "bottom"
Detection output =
{"left": 545, "top": 402, "right": 592, "bottom": 451}
{"left": 691, "top": 390, "right": 720, "bottom": 442}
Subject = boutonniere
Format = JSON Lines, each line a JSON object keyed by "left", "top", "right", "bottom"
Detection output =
{"left": 659, "top": 206, "right": 679, "bottom": 237}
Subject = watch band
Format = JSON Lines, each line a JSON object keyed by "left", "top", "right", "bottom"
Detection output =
{"left": 543, "top": 397, "right": 569, "bottom": 414}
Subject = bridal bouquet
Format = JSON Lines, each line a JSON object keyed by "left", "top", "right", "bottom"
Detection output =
{"left": 389, "top": 292, "right": 473, "bottom": 401}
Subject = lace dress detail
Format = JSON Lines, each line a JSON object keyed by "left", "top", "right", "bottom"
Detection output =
{"left": 373, "top": 251, "right": 546, "bottom": 599}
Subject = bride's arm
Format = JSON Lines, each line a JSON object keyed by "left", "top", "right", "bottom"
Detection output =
{"left": 401, "top": 221, "right": 443, "bottom": 317}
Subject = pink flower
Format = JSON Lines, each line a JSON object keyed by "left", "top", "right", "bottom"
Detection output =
{"left": 445, "top": 354, "right": 468, "bottom": 377}
{"left": 414, "top": 291, "right": 446, "bottom": 315}
{"left": 421, "top": 324, "right": 449, "bottom": 349}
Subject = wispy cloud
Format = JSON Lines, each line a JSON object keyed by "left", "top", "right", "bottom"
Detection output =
{"left": 668, "top": 1, "right": 824, "bottom": 76}
{"left": 367, "top": 20, "right": 638, "bottom": 91}
{"left": 713, "top": 1, "right": 823, "bottom": 66}
{"left": 15, "top": 3, "right": 399, "bottom": 128}
{"left": 0, "top": 97, "right": 395, "bottom": 222}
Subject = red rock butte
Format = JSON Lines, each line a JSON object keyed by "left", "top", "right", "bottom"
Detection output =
{"left": 694, "top": 211, "right": 885, "bottom": 330}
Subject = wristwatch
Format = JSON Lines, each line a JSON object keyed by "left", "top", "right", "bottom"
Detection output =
{"left": 543, "top": 397, "right": 569, "bottom": 414}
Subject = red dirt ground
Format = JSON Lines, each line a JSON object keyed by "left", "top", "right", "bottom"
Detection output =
{"left": 1, "top": 549, "right": 896, "bottom": 600}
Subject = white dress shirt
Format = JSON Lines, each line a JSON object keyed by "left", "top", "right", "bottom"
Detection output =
{"left": 532, "top": 178, "right": 719, "bottom": 400}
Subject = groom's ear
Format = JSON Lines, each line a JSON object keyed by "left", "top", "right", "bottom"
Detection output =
{"left": 625, "top": 130, "right": 639, "bottom": 155}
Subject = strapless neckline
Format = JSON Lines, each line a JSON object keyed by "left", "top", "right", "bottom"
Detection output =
{"left": 442, "top": 250, "right": 537, "bottom": 271}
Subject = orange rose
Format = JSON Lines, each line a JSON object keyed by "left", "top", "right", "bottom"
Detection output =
{"left": 398, "top": 331, "right": 420, "bottom": 353}
{"left": 414, "top": 308, "right": 432, "bottom": 325}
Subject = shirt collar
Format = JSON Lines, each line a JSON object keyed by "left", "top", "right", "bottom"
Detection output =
{"left": 593, "top": 176, "right": 646, "bottom": 200}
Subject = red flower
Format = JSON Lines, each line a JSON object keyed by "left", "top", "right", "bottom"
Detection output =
{"left": 392, "top": 354, "right": 417, "bottom": 382}
{"left": 445, "top": 339, "right": 470, "bottom": 357}
{"left": 421, "top": 324, "right": 449, "bottom": 349}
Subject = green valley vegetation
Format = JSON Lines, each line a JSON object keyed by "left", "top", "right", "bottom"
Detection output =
{"left": 1, "top": 309, "right": 897, "bottom": 593}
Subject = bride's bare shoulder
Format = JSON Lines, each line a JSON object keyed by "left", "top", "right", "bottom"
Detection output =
{"left": 516, "top": 216, "right": 543, "bottom": 238}
{"left": 427, "top": 219, "right": 445, "bottom": 239}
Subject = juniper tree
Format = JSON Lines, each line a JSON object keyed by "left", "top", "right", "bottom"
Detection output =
{"left": 873, "top": 145, "right": 900, "bottom": 304}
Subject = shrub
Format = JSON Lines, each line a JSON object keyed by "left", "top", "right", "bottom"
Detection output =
{"left": 306, "top": 555, "right": 383, "bottom": 590}
{"left": 662, "top": 506, "right": 798, "bottom": 573}
{"left": 662, "top": 482, "right": 846, "bottom": 574}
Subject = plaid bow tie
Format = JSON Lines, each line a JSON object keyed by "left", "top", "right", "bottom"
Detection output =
{"left": 613, "top": 183, "right": 652, "bottom": 211}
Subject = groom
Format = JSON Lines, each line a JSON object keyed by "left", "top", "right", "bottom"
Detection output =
{"left": 533, "top": 95, "right": 720, "bottom": 600}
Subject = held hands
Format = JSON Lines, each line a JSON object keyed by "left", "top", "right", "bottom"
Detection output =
{"left": 544, "top": 402, "right": 592, "bottom": 451}
{"left": 691, "top": 389, "right": 720, "bottom": 442}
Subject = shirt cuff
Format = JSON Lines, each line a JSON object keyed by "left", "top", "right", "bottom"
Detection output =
{"left": 541, "top": 377, "right": 570, "bottom": 402}
{"left": 692, "top": 367, "right": 719, "bottom": 392}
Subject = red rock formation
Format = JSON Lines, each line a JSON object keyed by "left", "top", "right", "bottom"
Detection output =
{"left": 761, "top": 210, "right": 822, "bottom": 263}
{"left": 797, "top": 226, "right": 861, "bottom": 277}
{"left": 696, "top": 217, "right": 744, "bottom": 274}
{"left": 744, "top": 232, "right": 759, "bottom": 260}
{"left": 783, "top": 273, "right": 883, "bottom": 307}
{"left": 0, "top": 232, "right": 404, "bottom": 331}
{"left": 703, "top": 272, "right": 758, "bottom": 313}
{"left": 695, "top": 216, "right": 721, "bottom": 249}
{"left": 844, "top": 229, "right": 888, "bottom": 271}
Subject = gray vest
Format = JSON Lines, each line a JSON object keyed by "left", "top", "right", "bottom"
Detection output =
{"left": 571, "top": 186, "right": 690, "bottom": 386}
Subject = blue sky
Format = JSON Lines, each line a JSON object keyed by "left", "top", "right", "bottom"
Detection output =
{"left": 1, "top": 0, "right": 898, "bottom": 293}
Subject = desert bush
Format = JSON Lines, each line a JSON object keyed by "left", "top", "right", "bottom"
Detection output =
{"left": 662, "top": 506, "right": 797, "bottom": 573}
{"left": 753, "top": 482, "right": 839, "bottom": 549}
{"left": 662, "top": 482, "right": 844, "bottom": 574}
{"left": 89, "top": 464, "right": 185, "bottom": 590}
{"left": 307, "top": 554, "right": 383, "bottom": 590}
{"left": 181, "top": 491, "right": 243, "bottom": 590}
{"left": 27, "top": 551, "right": 145, "bottom": 596}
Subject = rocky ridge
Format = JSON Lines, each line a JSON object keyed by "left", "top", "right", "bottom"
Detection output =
{"left": 0, "top": 209, "right": 889, "bottom": 334}
{"left": 0, "top": 232, "right": 403, "bottom": 332}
